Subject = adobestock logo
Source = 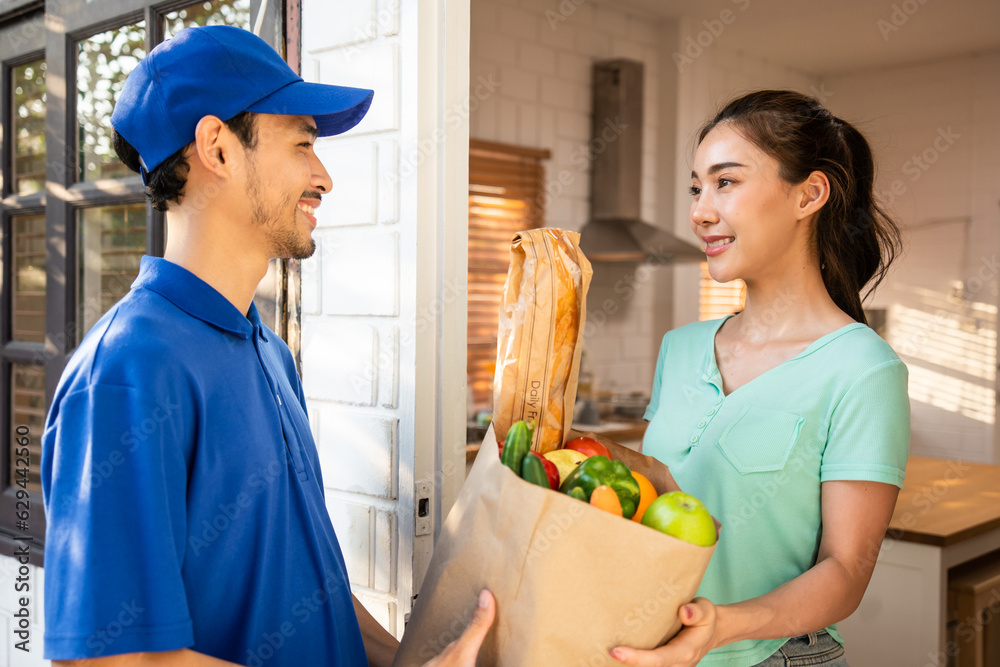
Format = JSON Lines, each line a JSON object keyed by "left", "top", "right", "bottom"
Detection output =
{"left": 545, "top": 0, "right": 588, "bottom": 30}
{"left": 672, "top": 0, "right": 752, "bottom": 71}
{"left": 901, "top": 127, "right": 959, "bottom": 183}
{"left": 85, "top": 600, "right": 146, "bottom": 656}
{"left": 877, "top": 0, "right": 931, "bottom": 41}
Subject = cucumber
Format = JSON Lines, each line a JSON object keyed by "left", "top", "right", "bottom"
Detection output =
{"left": 500, "top": 419, "right": 533, "bottom": 475}
{"left": 521, "top": 452, "right": 550, "bottom": 488}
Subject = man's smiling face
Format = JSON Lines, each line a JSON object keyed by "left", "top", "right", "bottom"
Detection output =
{"left": 241, "top": 113, "right": 332, "bottom": 260}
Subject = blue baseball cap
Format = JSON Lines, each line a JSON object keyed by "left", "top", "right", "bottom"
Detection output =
{"left": 111, "top": 25, "right": 374, "bottom": 177}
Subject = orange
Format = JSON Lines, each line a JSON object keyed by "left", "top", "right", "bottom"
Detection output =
{"left": 630, "top": 471, "right": 657, "bottom": 523}
{"left": 590, "top": 485, "right": 622, "bottom": 516}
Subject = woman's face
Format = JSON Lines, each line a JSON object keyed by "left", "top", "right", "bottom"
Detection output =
{"left": 688, "top": 123, "right": 811, "bottom": 286}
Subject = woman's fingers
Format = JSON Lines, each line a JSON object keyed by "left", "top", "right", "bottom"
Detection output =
{"left": 609, "top": 598, "right": 718, "bottom": 667}
{"left": 679, "top": 597, "right": 713, "bottom": 626}
{"left": 609, "top": 642, "right": 698, "bottom": 667}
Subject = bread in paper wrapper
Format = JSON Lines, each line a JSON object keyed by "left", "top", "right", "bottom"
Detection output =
{"left": 492, "top": 229, "right": 593, "bottom": 453}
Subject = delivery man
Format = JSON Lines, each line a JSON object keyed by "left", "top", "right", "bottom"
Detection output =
{"left": 40, "top": 25, "right": 493, "bottom": 667}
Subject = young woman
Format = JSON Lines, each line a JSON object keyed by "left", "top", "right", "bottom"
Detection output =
{"left": 612, "top": 90, "right": 909, "bottom": 666}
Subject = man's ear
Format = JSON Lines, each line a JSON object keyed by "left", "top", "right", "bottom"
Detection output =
{"left": 796, "top": 170, "right": 830, "bottom": 221}
{"left": 192, "top": 115, "right": 232, "bottom": 178}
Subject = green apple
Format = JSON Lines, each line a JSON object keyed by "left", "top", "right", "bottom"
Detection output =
{"left": 641, "top": 491, "right": 716, "bottom": 546}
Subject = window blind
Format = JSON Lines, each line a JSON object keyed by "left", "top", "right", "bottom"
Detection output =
{"left": 467, "top": 139, "right": 551, "bottom": 412}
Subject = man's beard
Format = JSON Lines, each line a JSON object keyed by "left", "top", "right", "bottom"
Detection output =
{"left": 245, "top": 158, "right": 316, "bottom": 260}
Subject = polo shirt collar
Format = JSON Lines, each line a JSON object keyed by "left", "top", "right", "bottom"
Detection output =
{"left": 131, "top": 255, "right": 258, "bottom": 339}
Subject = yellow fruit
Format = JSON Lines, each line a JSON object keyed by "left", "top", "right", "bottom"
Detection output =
{"left": 630, "top": 471, "right": 658, "bottom": 523}
{"left": 543, "top": 449, "right": 588, "bottom": 485}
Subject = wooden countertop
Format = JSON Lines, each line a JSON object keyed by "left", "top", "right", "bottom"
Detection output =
{"left": 888, "top": 456, "right": 1000, "bottom": 547}
{"left": 569, "top": 420, "right": 648, "bottom": 444}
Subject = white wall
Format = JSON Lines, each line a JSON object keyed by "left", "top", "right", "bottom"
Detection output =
{"left": 472, "top": 1, "right": 1000, "bottom": 463}
{"left": 824, "top": 51, "right": 1000, "bottom": 463}
{"left": 665, "top": 35, "right": 1000, "bottom": 462}
{"left": 300, "top": 0, "right": 470, "bottom": 638}
{"left": 469, "top": 2, "right": 835, "bottom": 399}
{"left": 663, "top": 37, "right": 1000, "bottom": 462}
{"left": 0, "top": 555, "right": 46, "bottom": 666}
{"left": 471, "top": 0, "right": 666, "bottom": 396}
{"left": 669, "top": 21, "right": 820, "bottom": 328}
{"left": 298, "top": 1, "right": 405, "bottom": 633}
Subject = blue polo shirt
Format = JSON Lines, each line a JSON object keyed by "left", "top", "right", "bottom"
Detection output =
{"left": 643, "top": 316, "right": 910, "bottom": 667}
{"left": 41, "top": 256, "right": 367, "bottom": 665}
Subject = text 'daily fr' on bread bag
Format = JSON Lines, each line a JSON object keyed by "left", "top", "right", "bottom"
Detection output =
{"left": 492, "top": 228, "right": 593, "bottom": 454}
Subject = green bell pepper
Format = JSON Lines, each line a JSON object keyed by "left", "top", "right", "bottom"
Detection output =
{"left": 559, "top": 455, "right": 640, "bottom": 519}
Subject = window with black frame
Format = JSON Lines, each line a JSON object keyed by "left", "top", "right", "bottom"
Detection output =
{"left": 0, "top": 0, "right": 263, "bottom": 549}
{"left": 1, "top": 11, "right": 47, "bottom": 511}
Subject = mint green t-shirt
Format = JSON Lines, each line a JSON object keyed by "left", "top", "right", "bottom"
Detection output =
{"left": 643, "top": 316, "right": 910, "bottom": 666}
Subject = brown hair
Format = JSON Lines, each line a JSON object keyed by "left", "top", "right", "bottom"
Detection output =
{"left": 697, "top": 90, "right": 902, "bottom": 324}
{"left": 112, "top": 111, "right": 258, "bottom": 212}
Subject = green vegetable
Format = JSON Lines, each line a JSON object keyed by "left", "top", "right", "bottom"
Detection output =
{"left": 521, "top": 452, "right": 550, "bottom": 488}
{"left": 559, "top": 455, "right": 641, "bottom": 519}
{"left": 500, "top": 420, "right": 533, "bottom": 475}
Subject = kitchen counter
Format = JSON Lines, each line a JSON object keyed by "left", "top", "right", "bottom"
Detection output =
{"left": 840, "top": 456, "right": 1000, "bottom": 665}
{"left": 885, "top": 455, "right": 1000, "bottom": 546}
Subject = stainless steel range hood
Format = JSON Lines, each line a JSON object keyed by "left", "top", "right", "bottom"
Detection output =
{"left": 579, "top": 59, "right": 703, "bottom": 263}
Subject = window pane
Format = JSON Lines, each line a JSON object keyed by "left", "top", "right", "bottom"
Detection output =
{"left": 77, "top": 22, "right": 146, "bottom": 182}
{"left": 13, "top": 214, "right": 46, "bottom": 343}
{"left": 12, "top": 59, "right": 46, "bottom": 195}
{"left": 163, "top": 0, "right": 252, "bottom": 38}
{"left": 78, "top": 203, "right": 145, "bottom": 341}
{"left": 10, "top": 363, "right": 44, "bottom": 493}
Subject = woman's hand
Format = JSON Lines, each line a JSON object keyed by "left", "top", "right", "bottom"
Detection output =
{"left": 609, "top": 598, "right": 718, "bottom": 667}
{"left": 421, "top": 590, "right": 496, "bottom": 667}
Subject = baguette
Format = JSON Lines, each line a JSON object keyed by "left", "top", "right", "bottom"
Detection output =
{"left": 492, "top": 229, "right": 592, "bottom": 454}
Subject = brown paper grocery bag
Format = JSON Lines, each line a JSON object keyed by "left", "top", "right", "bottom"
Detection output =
{"left": 393, "top": 427, "right": 718, "bottom": 667}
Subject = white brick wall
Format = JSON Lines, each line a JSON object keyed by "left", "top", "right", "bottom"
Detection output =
{"left": 315, "top": 409, "right": 398, "bottom": 499}
{"left": 471, "top": 0, "right": 665, "bottom": 395}
{"left": 826, "top": 51, "right": 1000, "bottom": 463}
{"left": 303, "top": 322, "right": 378, "bottom": 405}
{"left": 669, "top": 17, "right": 820, "bottom": 331}
{"left": 0, "top": 556, "right": 45, "bottom": 666}
{"left": 667, "top": 33, "right": 1000, "bottom": 462}
{"left": 301, "top": 0, "right": 470, "bottom": 641}
{"left": 300, "top": 0, "right": 409, "bottom": 637}
{"left": 471, "top": 2, "right": 831, "bottom": 396}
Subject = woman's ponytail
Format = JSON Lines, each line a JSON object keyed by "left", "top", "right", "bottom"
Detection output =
{"left": 823, "top": 122, "right": 901, "bottom": 323}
